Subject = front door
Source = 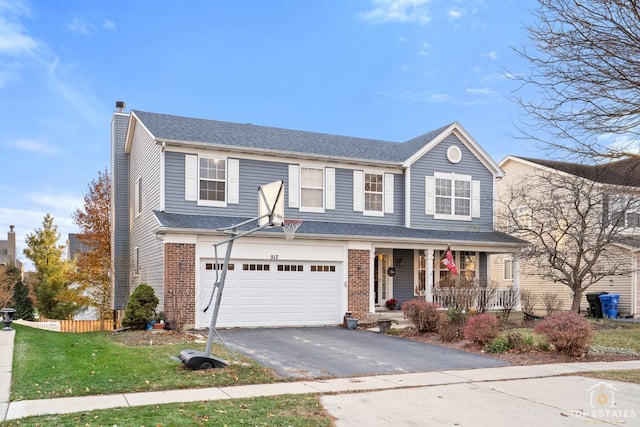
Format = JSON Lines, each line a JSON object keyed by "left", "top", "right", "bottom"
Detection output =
{"left": 374, "top": 251, "right": 393, "bottom": 307}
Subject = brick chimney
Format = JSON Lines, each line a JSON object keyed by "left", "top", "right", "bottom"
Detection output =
{"left": 8, "top": 225, "right": 16, "bottom": 266}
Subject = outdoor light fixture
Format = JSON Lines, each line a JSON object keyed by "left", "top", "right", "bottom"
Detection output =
{"left": 1, "top": 308, "right": 15, "bottom": 331}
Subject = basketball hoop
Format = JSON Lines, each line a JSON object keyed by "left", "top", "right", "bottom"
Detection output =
{"left": 283, "top": 219, "right": 303, "bottom": 240}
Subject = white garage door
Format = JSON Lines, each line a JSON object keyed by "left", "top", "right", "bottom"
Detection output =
{"left": 197, "top": 259, "right": 341, "bottom": 328}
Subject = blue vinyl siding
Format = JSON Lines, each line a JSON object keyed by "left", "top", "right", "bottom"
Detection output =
{"left": 128, "top": 124, "right": 164, "bottom": 305}
{"left": 409, "top": 134, "right": 494, "bottom": 231}
{"left": 164, "top": 152, "right": 405, "bottom": 225}
{"left": 111, "top": 113, "right": 131, "bottom": 309}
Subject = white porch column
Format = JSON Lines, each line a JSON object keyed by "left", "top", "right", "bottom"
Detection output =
{"left": 370, "top": 249, "right": 376, "bottom": 313}
{"left": 426, "top": 249, "right": 434, "bottom": 303}
{"left": 513, "top": 254, "right": 522, "bottom": 311}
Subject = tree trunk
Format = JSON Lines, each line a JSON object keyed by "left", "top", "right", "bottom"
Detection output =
{"left": 571, "top": 289, "right": 583, "bottom": 313}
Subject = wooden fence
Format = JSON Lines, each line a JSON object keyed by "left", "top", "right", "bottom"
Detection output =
{"left": 39, "top": 317, "right": 121, "bottom": 333}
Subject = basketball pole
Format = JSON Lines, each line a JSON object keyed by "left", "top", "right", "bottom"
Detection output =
{"left": 203, "top": 215, "right": 274, "bottom": 357}
{"left": 177, "top": 180, "right": 288, "bottom": 370}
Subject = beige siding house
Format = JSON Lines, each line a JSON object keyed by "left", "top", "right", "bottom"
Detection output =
{"left": 490, "top": 156, "right": 640, "bottom": 318}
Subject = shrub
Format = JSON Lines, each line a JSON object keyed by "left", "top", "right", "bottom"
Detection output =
{"left": 122, "top": 284, "right": 159, "bottom": 330}
{"left": 401, "top": 300, "right": 440, "bottom": 333}
{"left": 464, "top": 313, "right": 500, "bottom": 345}
{"left": 486, "top": 335, "right": 511, "bottom": 353}
{"left": 533, "top": 311, "right": 593, "bottom": 356}
{"left": 437, "top": 307, "right": 466, "bottom": 342}
{"left": 507, "top": 331, "right": 535, "bottom": 352}
{"left": 542, "top": 292, "right": 562, "bottom": 315}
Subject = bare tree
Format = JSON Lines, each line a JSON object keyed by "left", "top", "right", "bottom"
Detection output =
{"left": 511, "top": 0, "right": 640, "bottom": 160}
{"left": 500, "top": 169, "right": 639, "bottom": 312}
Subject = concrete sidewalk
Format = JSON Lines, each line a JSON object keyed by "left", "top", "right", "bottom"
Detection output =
{"left": 2, "top": 328, "right": 640, "bottom": 424}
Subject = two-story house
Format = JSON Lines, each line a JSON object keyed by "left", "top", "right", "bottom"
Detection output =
{"left": 110, "top": 104, "right": 523, "bottom": 329}
{"left": 492, "top": 156, "right": 640, "bottom": 317}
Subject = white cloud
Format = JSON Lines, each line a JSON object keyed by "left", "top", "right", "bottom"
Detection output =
{"left": 67, "top": 17, "right": 95, "bottom": 35}
{"left": 482, "top": 51, "right": 498, "bottom": 60}
{"left": 597, "top": 132, "right": 640, "bottom": 155}
{"left": 29, "top": 192, "right": 83, "bottom": 214}
{"left": 429, "top": 93, "right": 453, "bottom": 103}
{"left": 103, "top": 19, "right": 115, "bottom": 30}
{"left": 448, "top": 7, "right": 465, "bottom": 20}
{"left": 466, "top": 87, "right": 493, "bottom": 96}
{"left": 0, "top": 1, "right": 38, "bottom": 57}
{"left": 12, "top": 138, "right": 59, "bottom": 155}
{"left": 360, "top": 0, "right": 433, "bottom": 24}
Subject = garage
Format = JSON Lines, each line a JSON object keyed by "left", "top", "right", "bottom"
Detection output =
{"left": 197, "top": 258, "right": 342, "bottom": 328}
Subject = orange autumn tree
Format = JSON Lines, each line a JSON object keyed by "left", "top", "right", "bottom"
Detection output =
{"left": 72, "top": 169, "right": 113, "bottom": 320}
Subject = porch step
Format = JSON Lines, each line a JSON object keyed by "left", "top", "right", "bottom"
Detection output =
{"left": 364, "top": 310, "right": 411, "bottom": 328}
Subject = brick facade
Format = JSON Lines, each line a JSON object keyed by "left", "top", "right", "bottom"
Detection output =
{"left": 164, "top": 243, "right": 196, "bottom": 328}
{"left": 348, "top": 249, "right": 370, "bottom": 320}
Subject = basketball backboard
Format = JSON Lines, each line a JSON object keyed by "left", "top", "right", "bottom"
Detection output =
{"left": 258, "top": 180, "right": 284, "bottom": 227}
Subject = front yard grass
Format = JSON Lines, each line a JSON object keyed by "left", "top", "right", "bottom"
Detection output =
{"left": 0, "top": 394, "right": 332, "bottom": 427}
{"left": 10, "top": 324, "right": 282, "bottom": 401}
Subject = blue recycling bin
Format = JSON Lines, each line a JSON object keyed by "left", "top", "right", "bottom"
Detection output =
{"left": 599, "top": 294, "right": 620, "bottom": 319}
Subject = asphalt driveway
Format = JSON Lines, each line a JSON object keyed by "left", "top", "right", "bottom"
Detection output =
{"left": 217, "top": 326, "right": 509, "bottom": 378}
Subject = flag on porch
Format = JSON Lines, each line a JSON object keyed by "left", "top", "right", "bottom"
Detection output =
{"left": 441, "top": 246, "right": 458, "bottom": 275}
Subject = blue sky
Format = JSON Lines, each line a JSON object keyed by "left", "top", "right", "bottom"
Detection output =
{"left": 0, "top": 0, "right": 540, "bottom": 269}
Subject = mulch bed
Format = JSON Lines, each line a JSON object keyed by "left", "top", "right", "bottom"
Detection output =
{"left": 394, "top": 320, "right": 640, "bottom": 366}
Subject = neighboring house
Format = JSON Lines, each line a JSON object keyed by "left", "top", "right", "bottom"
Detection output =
{"left": 492, "top": 156, "right": 640, "bottom": 317}
{"left": 110, "top": 104, "right": 523, "bottom": 328}
{"left": 0, "top": 225, "right": 23, "bottom": 276}
{"left": 67, "top": 233, "right": 98, "bottom": 321}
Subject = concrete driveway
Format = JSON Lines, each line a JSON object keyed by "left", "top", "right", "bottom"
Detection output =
{"left": 217, "top": 326, "right": 508, "bottom": 378}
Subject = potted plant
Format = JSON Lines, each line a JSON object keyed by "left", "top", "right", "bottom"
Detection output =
{"left": 151, "top": 311, "right": 167, "bottom": 330}
{"left": 385, "top": 299, "right": 397, "bottom": 310}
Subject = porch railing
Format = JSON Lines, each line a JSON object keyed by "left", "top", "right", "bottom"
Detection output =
{"left": 432, "top": 286, "right": 517, "bottom": 310}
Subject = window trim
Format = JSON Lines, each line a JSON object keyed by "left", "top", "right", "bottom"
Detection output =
{"left": 197, "top": 156, "right": 227, "bottom": 207}
{"left": 503, "top": 258, "right": 513, "bottom": 281}
{"left": 299, "top": 165, "right": 325, "bottom": 213}
{"left": 433, "top": 172, "right": 472, "bottom": 221}
{"left": 364, "top": 171, "right": 384, "bottom": 217}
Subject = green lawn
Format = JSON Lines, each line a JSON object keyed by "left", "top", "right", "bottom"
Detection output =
{"left": 0, "top": 394, "right": 332, "bottom": 427}
{"left": 4, "top": 320, "right": 639, "bottom": 426}
{"left": 9, "top": 324, "right": 282, "bottom": 401}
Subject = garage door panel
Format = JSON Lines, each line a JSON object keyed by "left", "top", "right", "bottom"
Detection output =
{"left": 198, "top": 259, "right": 341, "bottom": 328}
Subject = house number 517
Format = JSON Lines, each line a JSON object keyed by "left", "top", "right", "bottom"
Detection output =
{"left": 270, "top": 255, "right": 279, "bottom": 260}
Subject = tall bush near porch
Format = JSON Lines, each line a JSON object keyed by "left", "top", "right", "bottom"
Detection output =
{"left": 402, "top": 300, "right": 440, "bottom": 333}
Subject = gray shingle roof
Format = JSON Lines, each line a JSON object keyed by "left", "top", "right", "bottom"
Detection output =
{"left": 518, "top": 157, "right": 640, "bottom": 188}
{"left": 133, "top": 110, "right": 452, "bottom": 164}
{"left": 153, "top": 211, "right": 524, "bottom": 246}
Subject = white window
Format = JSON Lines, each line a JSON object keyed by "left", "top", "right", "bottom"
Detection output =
{"left": 503, "top": 258, "right": 513, "bottom": 281}
{"left": 459, "top": 251, "right": 477, "bottom": 282}
{"left": 426, "top": 173, "right": 479, "bottom": 220}
{"left": 365, "top": 173, "right": 383, "bottom": 214}
{"left": 184, "top": 155, "right": 239, "bottom": 207}
{"left": 353, "top": 171, "right": 394, "bottom": 216}
{"left": 288, "top": 165, "right": 334, "bottom": 212}
{"left": 300, "top": 167, "right": 324, "bottom": 211}
{"left": 199, "top": 157, "right": 226, "bottom": 203}
{"left": 415, "top": 249, "right": 427, "bottom": 296}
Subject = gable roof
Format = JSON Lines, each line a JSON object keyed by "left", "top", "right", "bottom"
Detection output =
{"left": 505, "top": 156, "right": 640, "bottom": 188}
{"left": 128, "top": 110, "right": 500, "bottom": 172}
